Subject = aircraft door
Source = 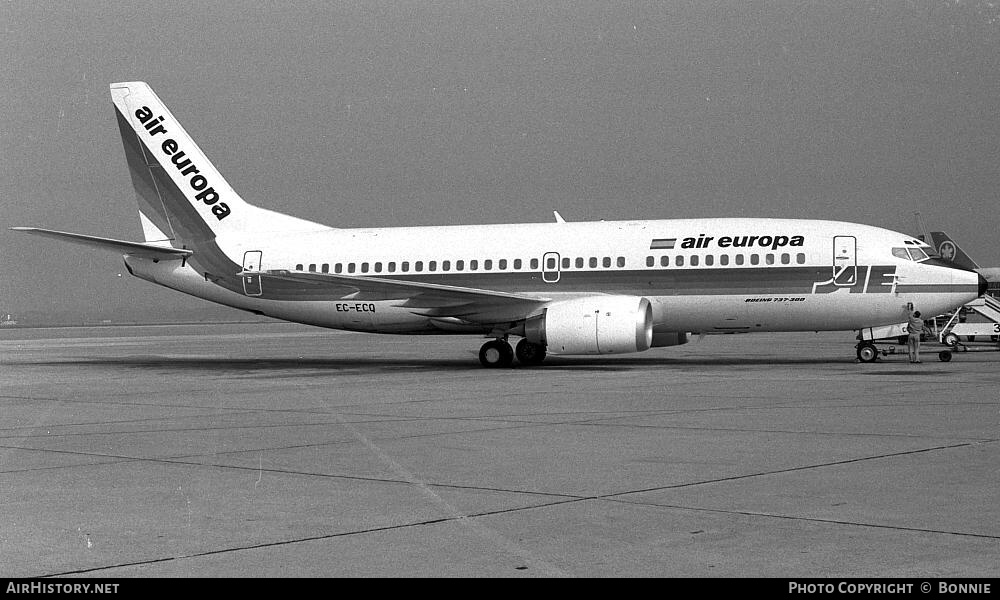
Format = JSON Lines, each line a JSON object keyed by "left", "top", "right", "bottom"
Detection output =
{"left": 242, "top": 250, "right": 263, "bottom": 296}
{"left": 542, "top": 252, "right": 561, "bottom": 283}
{"left": 833, "top": 236, "right": 857, "bottom": 286}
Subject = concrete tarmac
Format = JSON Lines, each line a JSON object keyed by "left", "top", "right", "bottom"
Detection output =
{"left": 0, "top": 323, "right": 997, "bottom": 577}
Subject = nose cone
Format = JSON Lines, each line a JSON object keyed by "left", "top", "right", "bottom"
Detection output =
{"left": 979, "top": 273, "right": 989, "bottom": 297}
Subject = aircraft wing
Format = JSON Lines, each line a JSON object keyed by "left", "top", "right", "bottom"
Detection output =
{"left": 11, "top": 227, "right": 193, "bottom": 260}
{"left": 252, "top": 269, "right": 550, "bottom": 321}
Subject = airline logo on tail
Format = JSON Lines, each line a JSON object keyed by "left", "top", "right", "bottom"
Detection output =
{"left": 132, "top": 106, "right": 231, "bottom": 220}
{"left": 926, "top": 232, "right": 979, "bottom": 270}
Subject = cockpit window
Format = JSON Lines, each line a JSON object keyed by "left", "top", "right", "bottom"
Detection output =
{"left": 907, "top": 247, "right": 929, "bottom": 261}
{"left": 893, "top": 247, "right": 930, "bottom": 262}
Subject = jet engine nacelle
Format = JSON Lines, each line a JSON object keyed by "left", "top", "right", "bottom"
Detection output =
{"left": 524, "top": 296, "right": 653, "bottom": 355}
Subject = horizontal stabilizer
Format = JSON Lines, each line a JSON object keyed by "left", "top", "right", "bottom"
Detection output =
{"left": 11, "top": 227, "right": 193, "bottom": 260}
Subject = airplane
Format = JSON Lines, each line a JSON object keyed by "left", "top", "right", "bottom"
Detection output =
{"left": 921, "top": 231, "right": 1000, "bottom": 295}
{"left": 11, "top": 82, "right": 988, "bottom": 367}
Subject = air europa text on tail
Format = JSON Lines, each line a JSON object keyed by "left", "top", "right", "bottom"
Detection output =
{"left": 134, "top": 106, "right": 231, "bottom": 220}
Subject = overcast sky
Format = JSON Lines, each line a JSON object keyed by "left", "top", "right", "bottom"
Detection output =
{"left": 3, "top": 1, "right": 999, "bottom": 318}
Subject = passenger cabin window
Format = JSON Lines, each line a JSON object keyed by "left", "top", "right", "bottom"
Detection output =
{"left": 322, "top": 264, "right": 329, "bottom": 273}
{"left": 308, "top": 264, "right": 316, "bottom": 272}
{"left": 589, "top": 257, "right": 598, "bottom": 268}
{"left": 796, "top": 253, "right": 806, "bottom": 264}
{"left": 531, "top": 258, "right": 539, "bottom": 270}
{"left": 646, "top": 256, "right": 655, "bottom": 267}
{"left": 296, "top": 264, "right": 303, "bottom": 271}
{"left": 484, "top": 259, "right": 492, "bottom": 270}
{"left": 705, "top": 255, "right": 714, "bottom": 266}
{"left": 603, "top": 257, "right": 611, "bottom": 268}
{"left": 335, "top": 263, "right": 343, "bottom": 273}
{"left": 429, "top": 261, "right": 437, "bottom": 271}
{"left": 661, "top": 256, "right": 670, "bottom": 267}
{"left": 361, "top": 263, "right": 369, "bottom": 273}
{"left": 388, "top": 262, "right": 396, "bottom": 273}
{"left": 720, "top": 255, "right": 729, "bottom": 266}
{"left": 562, "top": 257, "right": 570, "bottom": 269}
{"left": 415, "top": 261, "right": 423, "bottom": 272}
{"left": 617, "top": 257, "right": 625, "bottom": 268}
{"left": 456, "top": 260, "right": 464, "bottom": 271}
{"left": 546, "top": 257, "right": 556, "bottom": 269}
{"left": 470, "top": 260, "right": 478, "bottom": 270}
{"left": 348, "top": 263, "right": 356, "bottom": 273}
{"left": 675, "top": 255, "right": 684, "bottom": 267}
{"left": 514, "top": 259, "right": 522, "bottom": 270}
{"left": 735, "top": 255, "right": 744, "bottom": 266}
{"left": 499, "top": 259, "right": 507, "bottom": 270}
{"left": 576, "top": 257, "right": 584, "bottom": 268}
{"left": 374, "top": 262, "right": 383, "bottom": 273}
{"left": 750, "top": 255, "right": 759, "bottom": 265}
{"left": 690, "top": 255, "right": 699, "bottom": 266}
{"left": 402, "top": 262, "right": 409, "bottom": 272}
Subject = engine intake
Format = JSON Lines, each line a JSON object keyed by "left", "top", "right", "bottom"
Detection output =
{"left": 524, "top": 296, "right": 653, "bottom": 355}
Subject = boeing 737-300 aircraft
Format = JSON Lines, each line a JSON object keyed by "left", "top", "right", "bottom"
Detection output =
{"left": 12, "top": 82, "right": 988, "bottom": 366}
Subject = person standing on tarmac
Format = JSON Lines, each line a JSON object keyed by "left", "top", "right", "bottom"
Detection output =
{"left": 907, "top": 311, "right": 928, "bottom": 363}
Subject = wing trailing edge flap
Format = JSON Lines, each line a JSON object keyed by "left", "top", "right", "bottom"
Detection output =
{"left": 11, "top": 227, "right": 192, "bottom": 260}
{"left": 253, "top": 269, "right": 549, "bottom": 321}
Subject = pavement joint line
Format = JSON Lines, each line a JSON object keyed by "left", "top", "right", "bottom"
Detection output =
{"left": 6, "top": 439, "right": 995, "bottom": 509}
{"left": 36, "top": 496, "right": 591, "bottom": 578}
{"left": 590, "top": 441, "right": 990, "bottom": 500}
{"left": 0, "top": 442, "right": 583, "bottom": 499}
{"left": 605, "top": 499, "right": 1000, "bottom": 541}
{"left": 324, "top": 409, "right": 574, "bottom": 577}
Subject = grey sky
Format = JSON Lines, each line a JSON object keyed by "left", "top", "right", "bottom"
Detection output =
{"left": 3, "top": 1, "right": 999, "bottom": 318}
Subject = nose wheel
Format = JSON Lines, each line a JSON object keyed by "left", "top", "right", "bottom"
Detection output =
{"left": 856, "top": 341, "right": 879, "bottom": 363}
{"left": 479, "top": 339, "right": 514, "bottom": 368}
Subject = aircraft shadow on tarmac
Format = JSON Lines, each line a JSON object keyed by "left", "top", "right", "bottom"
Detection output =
{"left": 19, "top": 354, "right": 855, "bottom": 374}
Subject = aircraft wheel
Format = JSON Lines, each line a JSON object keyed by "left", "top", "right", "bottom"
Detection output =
{"left": 515, "top": 339, "right": 546, "bottom": 365}
{"left": 856, "top": 343, "right": 878, "bottom": 363}
{"left": 942, "top": 332, "right": 960, "bottom": 347}
{"left": 479, "top": 340, "right": 514, "bottom": 368}
{"left": 939, "top": 350, "right": 952, "bottom": 362}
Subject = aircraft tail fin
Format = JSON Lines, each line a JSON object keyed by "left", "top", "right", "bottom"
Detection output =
{"left": 109, "top": 82, "right": 327, "bottom": 245}
{"left": 926, "top": 231, "right": 981, "bottom": 270}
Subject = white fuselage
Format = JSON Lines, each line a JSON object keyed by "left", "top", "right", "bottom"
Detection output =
{"left": 125, "top": 217, "right": 981, "bottom": 339}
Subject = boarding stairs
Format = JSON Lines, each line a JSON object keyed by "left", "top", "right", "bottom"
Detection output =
{"left": 937, "top": 295, "right": 1000, "bottom": 346}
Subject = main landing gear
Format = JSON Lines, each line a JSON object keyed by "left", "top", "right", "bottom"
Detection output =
{"left": 479, "top": 338, "right": 547, "bottom": 368}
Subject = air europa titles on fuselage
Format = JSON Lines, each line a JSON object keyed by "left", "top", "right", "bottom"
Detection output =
{"left": 133, "top": 106, "right": 231, "bottom": 220}
{"left": 680, "top": 234, "right": 805, "bottom": 251}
